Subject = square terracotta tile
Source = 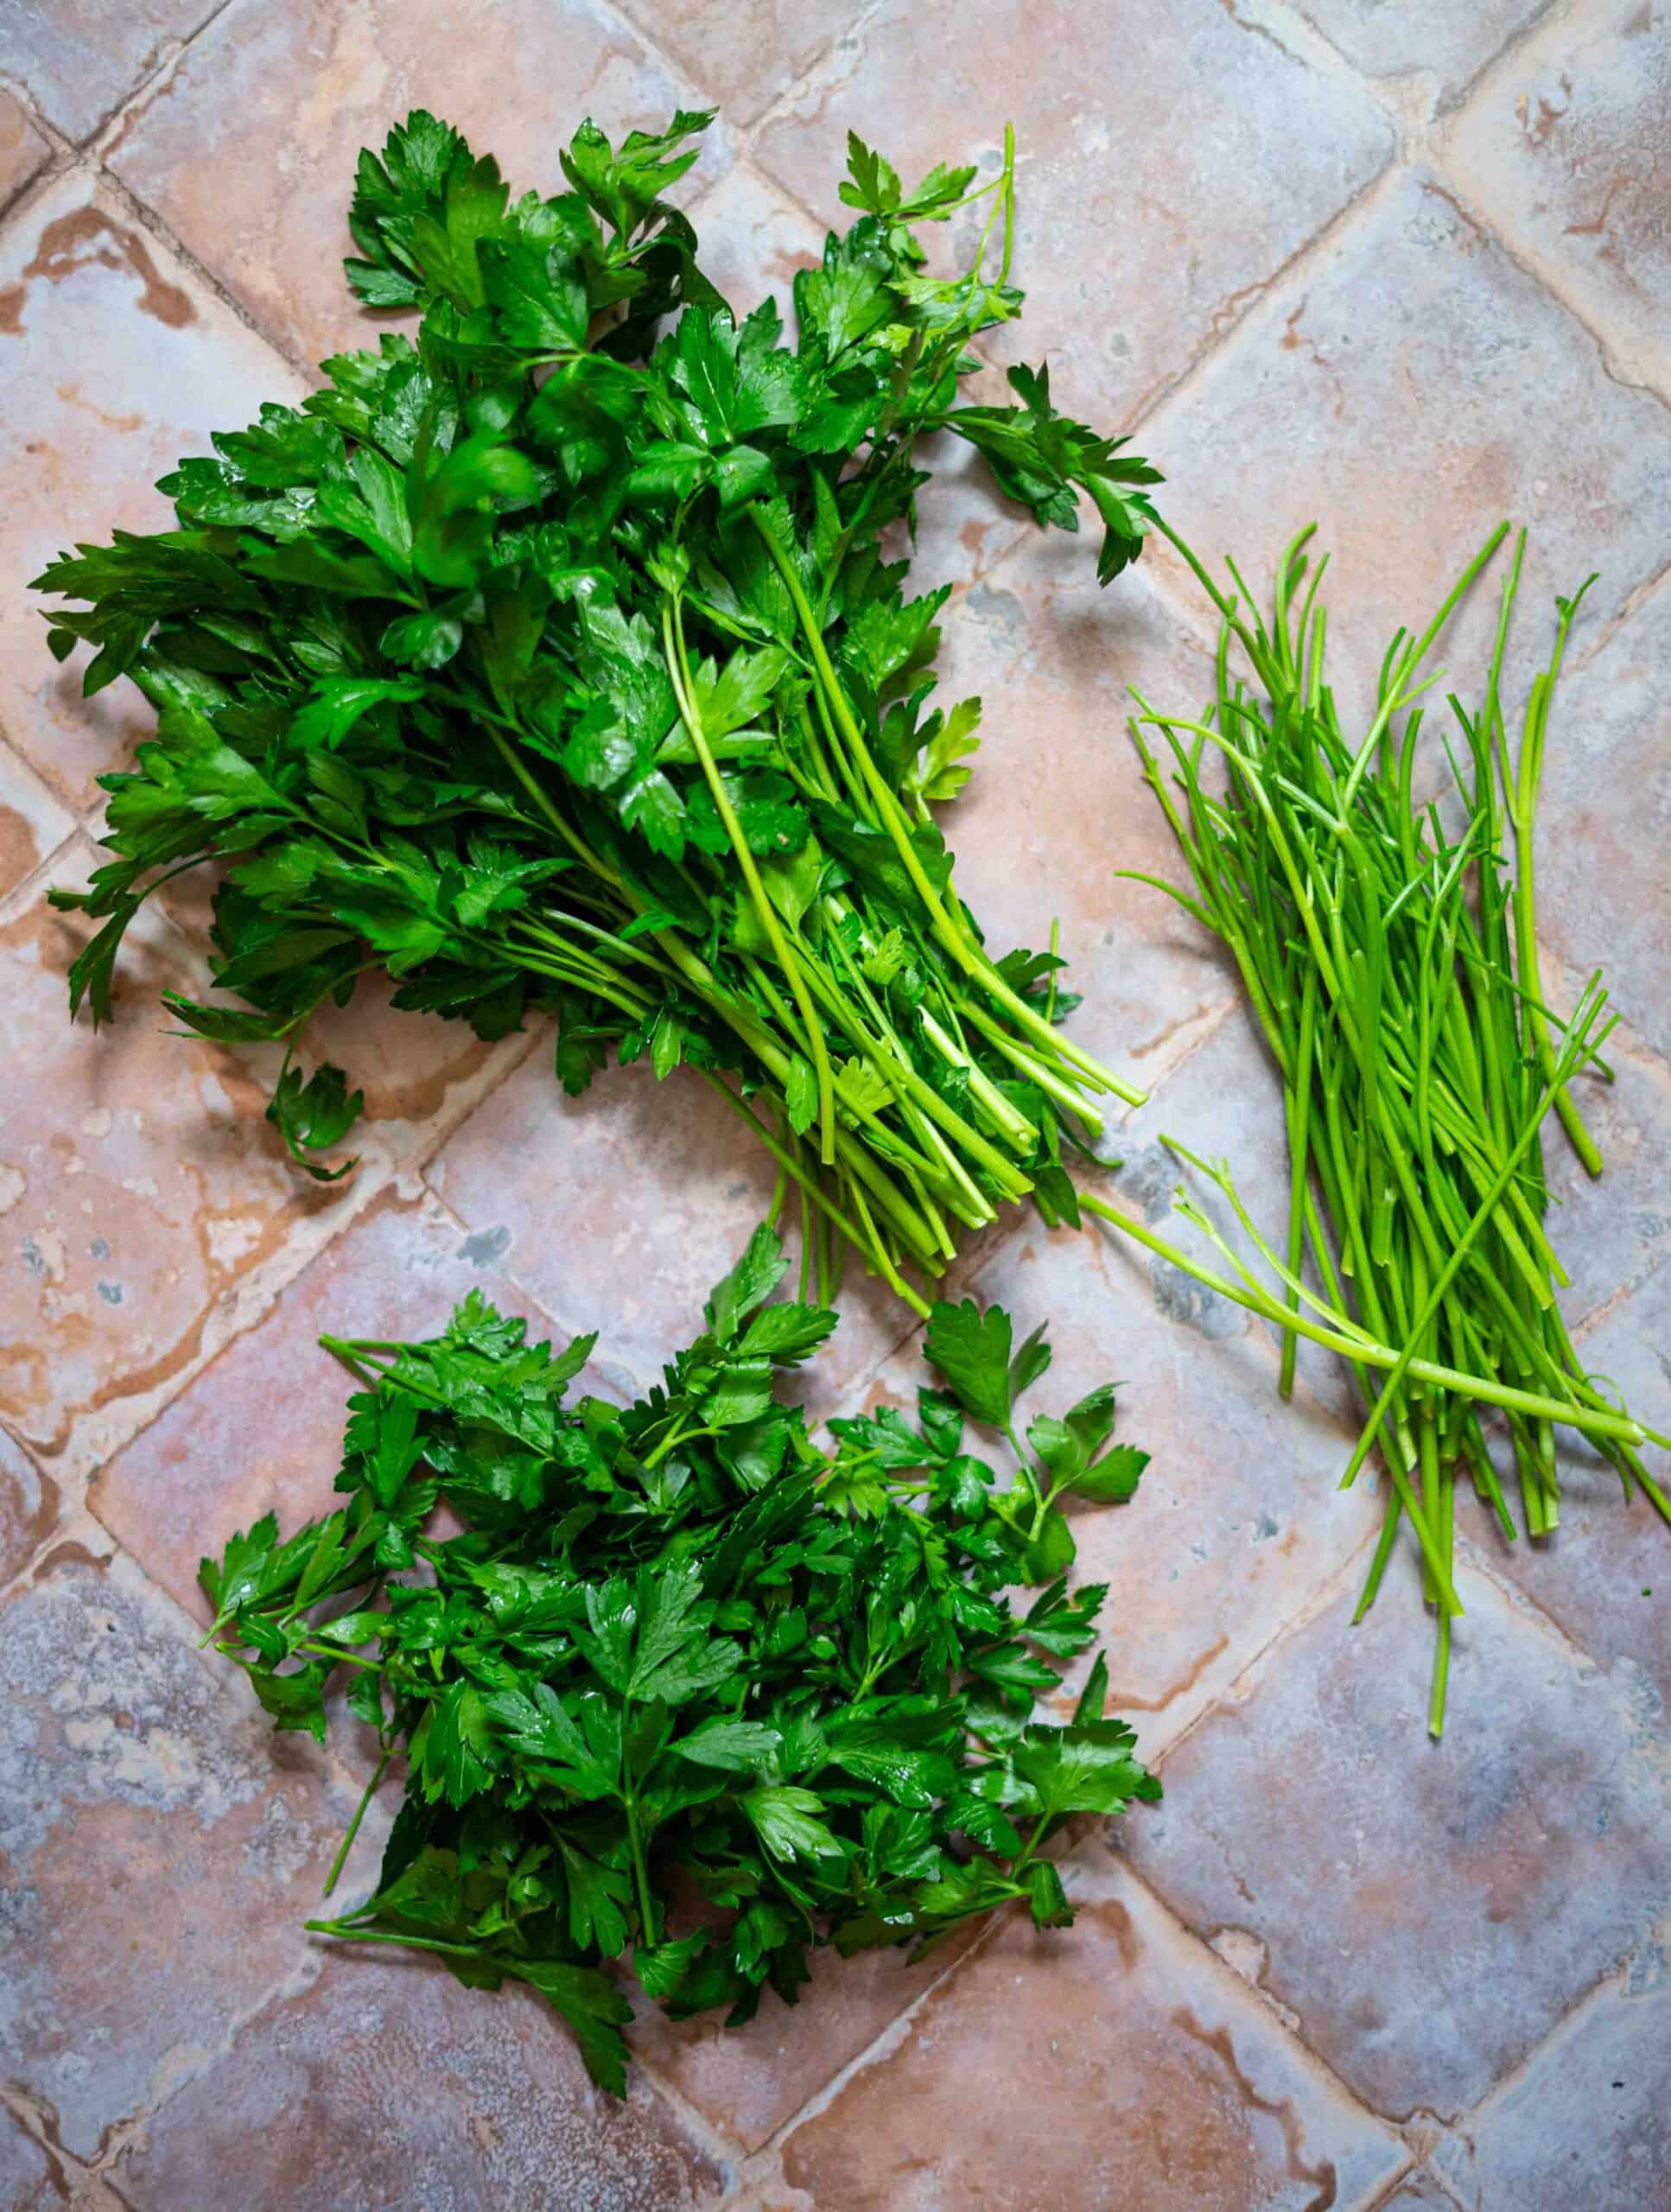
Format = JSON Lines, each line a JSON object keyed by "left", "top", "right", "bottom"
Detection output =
{"left": 1484, "top": 1255, "right": 1671, "bottom": 1708}
{"left": 107, "top": 0, "right": 731, "bottom": 368}
{"left": 1430, "top": 1965, "right": 1671, "bottom": 2211}
{"left": 0, "top": 85, "right": 51, "bottom": 202}
{"left": 613, "top": 0, "right": 855, "bottom": 128}
{"left": 0, "top": 840, "right": 362, "bottom": 1465}
{"left": 0, "top": 1548, "right": 360, "bottom": 2157}
{"left": 1536, "top": 1010, "right": 1671, "bottom": 1323}
{"left": 771, "top": 1840, "right": 1404, "bottom": 2211}
{"left": 90, "top": 1181, "right": 619, "bottom": 1624}
{"left": 0, "top": 0, "right": 221, "bottom": 143}
{"left": 931, "top": 538, "right": 1240, "bottom": 1090}
{"left": 1121, "top": 1552, "right": 1671, "bottom": 2120}
{"left": 2, "top": 170, "right": 304, "bottom": 807}
{"left": 0, "top": 741, "right": 73, "bottom": 903}
{"left": 1445, "top": 1, "right": 1671, "bottom": 394}
{"left": 1140, "top": 166, "right": 1671, "bottom": 725}
{"left": 753, "top": 0, "right": 1393, "bottom": 428}
{"left": 106, "top": 1945, "right": 728, "bottom": 2210}
{"left": 1528, "top": 579, "right": 1671, "bottom": 1067}
{"left": 427, "top": 1057, "right": 918, "bottom": 1421}
{"left": 1293, "top": 0, "right": 1553, "bottom": 114}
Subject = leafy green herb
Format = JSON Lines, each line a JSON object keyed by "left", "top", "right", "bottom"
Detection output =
{"left": 38, "top": 109, "right": 1160, "bottom": 1306}
{"left": 202, "top": 1224, "right": 1154, "bottom": 2092}
{"left": 1087, "top": 521, "right": 1671, "bottom": 1732}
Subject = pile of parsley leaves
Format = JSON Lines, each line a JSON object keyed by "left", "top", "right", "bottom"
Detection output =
{"left": 201, "top": 1224, "right": 1156, "bottom": 2092}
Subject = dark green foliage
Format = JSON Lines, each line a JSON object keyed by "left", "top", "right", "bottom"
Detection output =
{"left": 38, "top": 110, "right": 1160, "bottom": 1311}
{"left": 203, "top": 1224, "right": 1155, "bottom": 2093}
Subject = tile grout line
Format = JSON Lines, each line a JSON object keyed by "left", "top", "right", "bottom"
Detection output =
{"left": 1420, "top": 161, "right": 1671, "bottom": 424}
{"left": 715, "top": 1885, "right": 1071, "bottom": 2203}
{"left": 93, "top": 156, "right": 315, "bottom": 382}
{"left": 1088, "top": 1841, "right": 1425, "bottom": 2209}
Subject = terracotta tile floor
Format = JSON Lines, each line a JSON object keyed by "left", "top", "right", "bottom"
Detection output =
{"left": 2, "top": 2, "right": 1669, "bottom": 2205}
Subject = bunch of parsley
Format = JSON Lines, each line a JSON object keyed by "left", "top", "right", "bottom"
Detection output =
{"left": 200, "top": 1224, "right": 1155, "bottom": 2092}
{"left": 37, "top": 108, "right": 1160, "bottom": 1313}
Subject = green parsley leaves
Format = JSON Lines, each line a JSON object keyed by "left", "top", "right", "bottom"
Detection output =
{"left": 38, "top": 105, "right": 1161, "bottom": 1306}
{"left": 204, "top": 1224, "right": 1156, "bottom": 2094}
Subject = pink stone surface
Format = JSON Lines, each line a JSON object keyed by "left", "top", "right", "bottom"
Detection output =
{"left": 2, "top": 1, "right": 1669, "bottom": 2202}
{"left": 1293, "top": 0, "right": 1553, "bottom": 113}
{"left": 0, "top": 85, "right": 51, "bottom": 203}
{"left": 1122, "top": 1556, "right": 1671, "bottom": 2120}
{"left": 1, "top": 172, "right": 308, "bottom": 806}
{"left": 0, "top": 1550, "right": 360, "bottom": 2157}
{"left": 428, "top": 1054, "right": 916, "bottom": 1421}
{"left": 772, "top": 1843, "right": 1405, "bottom": 2210}
{"left": 752, "top": 0, "right": 1394, "bottom": 429}
{"left": 0, "top": 739, "right": 73, "bottom": 901}
{"left": 106, "top": 1948, "right": 729, "bottom": 2209}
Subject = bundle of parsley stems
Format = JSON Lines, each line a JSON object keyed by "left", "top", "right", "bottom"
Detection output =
{"left": 38, "top": 109, "right": 1160, "bottom": 1316}
{"left": 1086, "top": 520, "right": 1670, "bottom": 1731}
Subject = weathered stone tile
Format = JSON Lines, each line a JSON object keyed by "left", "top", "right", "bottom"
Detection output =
{"left": 1484, "top": 1255, "right": 1671, "bottom": 1709}
{"left": 0, "top": 1548, "right": 359, "bottom": 2157}
{"left": 0, "top": 0, "right": 220, "bottom": 143}
{"left": 0, "top": 85, "right": 51, "bottom": 202}
{"left": 89, "top": 1182, "right": 606, "bottom": 1623}
{"left": 3, "top": 171, "right": 303, "bottom": 807}
{"left": 934, "top": 1039, "right": 1384, "bottom": 1755}
{"left": 753, "top": 0, "right": 1392, "bottom": 428}
{"left": 1122, "top": 1555, "right": 1671, "bottom": 2120}
{"left": 1538, "top": 1012, "right": 1671, "bottom": 1319}
{"left": 1445, "top": 0, "right": 1671, "bottom": 391}
{"left": 613, "top": 0, "right": 855, "bottom": 128}
{"left": 775, "top": 1841, "right": 1403, "bottom": 2211}
{"left": 0, "top": 842, "right": 360, "bottom": 1461}
{"left": 1529, "top": 578, "right": 1671, "bottom": 1067}
{"left": 626, "top": 1916, "right": 976, "bottom": 2156}
{"left": 0, "top": 740, "right": 73, "bottom": 902}
{"left": 0, "top": 1424, "right": 59, "bottom": 1587}
{"left": 1293, "top": 0, "right": 1553, "bottom": 115}
{"left": 107, "top": 1947, "right": 727, "bottom": 2211}
{"left": 686, "top": 159, "right": 825, "bottom": 325}
{"left": 427, "top": 1058, "right": 915, "bottom": 1420}
{"left": 107, "top": 0, "right": 728, "bottom": 368}
{"left": 1431, "top": 1964, "right": 1671, "bottom": 2211}
{"left": 933, "top": 537, "right": 1239, "bottom": 1090}
{"left": 0, "top": 2107, "right": 59, "bottom": 2210}
{"left": 1140, "top": 168, "right": 1671, "bottom": 724}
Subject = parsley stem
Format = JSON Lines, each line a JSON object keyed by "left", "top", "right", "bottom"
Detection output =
{"left": 323, "top": 1747, "right": 391, "bottom": 1898}
{"left": 663, "top": 594, "right": 839, "bottom": 1167}
{"left": 1079, "top": 1194, "right": 1647, "bottom": 1446}
{"left": 749, "top": 502, "right": 1144, "bottom": 1107}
